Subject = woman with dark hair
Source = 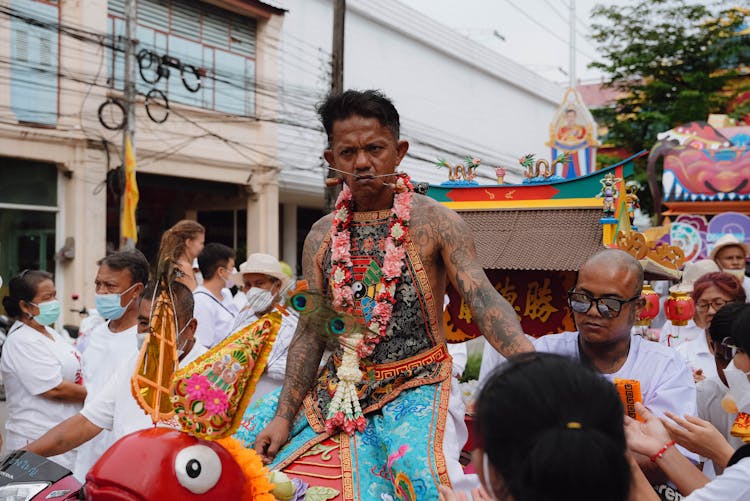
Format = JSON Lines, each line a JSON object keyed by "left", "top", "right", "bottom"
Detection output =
{"left": 695, "top": 303, "right": 749, "bottom": 477}
{"left": 0, "top": 270, "right": 86, "bottom": 469}
{"left": 157, "top": 219, "right": 205, "bottom": 290}
{"left": 440, "top": 352, "right": 631, "bottom": 501}
{"left": 675, "top": 272, "right": 746, "bottom": 383}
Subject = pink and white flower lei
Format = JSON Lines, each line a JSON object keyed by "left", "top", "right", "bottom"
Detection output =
{"left": 325, "top": 172, "right": 414, "bottom": 435}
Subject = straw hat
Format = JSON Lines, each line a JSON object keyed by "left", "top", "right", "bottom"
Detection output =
{"left": 709, "top": 234, "right": 750, "bottom": 261}
{"left": 669, "top": 259, "right": 720, "bottom": 294}
{"left": 232, "top": 253, "right": 290, "bottom": 288}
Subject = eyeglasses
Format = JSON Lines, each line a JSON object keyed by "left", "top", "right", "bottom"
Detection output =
{"left": 719, "top": 337, "right": 745, "bottom": 360}
{"left": 567, "top": 290, "right": 641, "bottom": 319}
{"left": 696, "top": 299, "right": 729, "bottom": 312}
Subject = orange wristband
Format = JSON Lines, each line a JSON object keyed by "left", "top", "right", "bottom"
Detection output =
{"left": 650, "top": 440, "right": 676, "bottom": 463}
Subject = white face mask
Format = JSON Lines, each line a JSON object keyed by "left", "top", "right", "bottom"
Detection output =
{"left": 195, "top": 271, "right": 204, "bottom": 286}
{"left": 724, "top": 268, "right": 746, "bottom": 282}
{"left": 722, "top": 359, "right": 750, "bottom": 414}
{"left": 245, "top": 287, "right": 274, "bottom": 315}
{"left": 223, "top": 268, "right": 237, "bottom": 290}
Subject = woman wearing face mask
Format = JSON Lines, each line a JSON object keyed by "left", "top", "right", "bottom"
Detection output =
{"left": 439, "top": 352, "right": 631, "bottom": 501}
{"left": 674, "top": 272, "right": 746, "bottom": 383}
{"left": 624, "top": 304, "right": 750, "bottom": 500}
{"left": 710, "top": 234, "right": 750, "bottom": 302}
{"left": 231, "top": 253, "right": 298, "bottom": 405}
{"left": 0, "top": 270, "right": 86, "bottom": 469}
{"left": 192, "top": 243, "right": 239, "bottom": 349}
{"left": 694, "top": 303, "right": 748, "bottom": 477}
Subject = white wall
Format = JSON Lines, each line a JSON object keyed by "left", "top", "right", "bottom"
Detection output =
{"left": 274, "top": 0, "right": 563, "bottom": 196}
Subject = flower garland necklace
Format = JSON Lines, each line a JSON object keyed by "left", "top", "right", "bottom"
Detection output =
{"left": 326, "top": 172, "right": 414, "bottom": 435}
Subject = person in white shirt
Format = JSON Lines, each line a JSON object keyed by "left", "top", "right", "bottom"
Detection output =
{"left": 193, "top": 243, "right": 239, "bottom": 349}
{"left": 231, "top": 253, "right": 298, "bottom": 404}
{"left": 0, "top": 270, "right": 86, "bottom": 470}
{"left": 676, "top": 272, "right": 747, "bottom": 383}
{"left": 658, "top": 259, "right": 719, "bottom": 349}
{"left": 27, "top": 281, "right": 205, "bottom": 480}
{"left": 75, "top": 249, "right": 149, "bottom": 481}
{"left": 624, "top": 300, "right": 750, "bottom": 501}
{"left": 692, "top": 303, "right": 747, "bottom": 478}
{"left": 710, "top": 234, "right": 750, "bottom": 301}
{"left": 481, "top": 249, "right": 696, "bottom": 486}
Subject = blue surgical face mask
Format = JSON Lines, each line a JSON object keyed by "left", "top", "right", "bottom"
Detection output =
{"left": 95, "top": 283, "right": 138, "bottom": 320}
{"left": 31, "top": 299, "right": 61, "bottom": 326}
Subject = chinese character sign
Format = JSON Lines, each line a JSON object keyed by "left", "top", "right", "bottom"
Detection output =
{"left": 444, "top": 269, "right": 576, "bottom": 341}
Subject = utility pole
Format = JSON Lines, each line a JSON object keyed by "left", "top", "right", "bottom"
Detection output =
{"left": 325, "top": 0, "right": 345, "bottom": 210}
{"left": 120, "top": 0, "right": 137, "bottom": 250}
{"left": 569, "top": 0, "right": 576, "bottom": 89}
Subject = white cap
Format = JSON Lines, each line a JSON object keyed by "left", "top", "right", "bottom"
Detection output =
{"left": 231, "top": 253, "right": 290, "bottom": 288}
{"left": 709, "top": 234, "right": 750, "bottom": 261}
{"left": 669, "top": 259, "right": 720, "bottom": 294}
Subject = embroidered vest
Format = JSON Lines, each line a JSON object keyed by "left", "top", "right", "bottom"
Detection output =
{"left": 304, "top": 210, "right": 451, "bottom": 429}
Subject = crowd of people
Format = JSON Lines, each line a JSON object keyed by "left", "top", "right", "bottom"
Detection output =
{"left": 0, "top": 89, "right": 748, "bottom": 500}
{"left": 0, "top": 218, "right": 299, "bottom": 482}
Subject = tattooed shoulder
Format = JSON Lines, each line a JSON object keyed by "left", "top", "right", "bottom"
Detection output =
{"left": 301, "top": 214, "right": 333, "bottom": 283}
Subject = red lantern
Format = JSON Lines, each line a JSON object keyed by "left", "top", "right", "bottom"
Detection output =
{"left": 664, "top": 291, "right": 695, "bottom": 327}
{"left": 637, "top": 284, "right": 660, "bottom": 326}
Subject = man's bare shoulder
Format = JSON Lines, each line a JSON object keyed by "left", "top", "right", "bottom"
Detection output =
{"left": 410, "top": 194, "right": 458, "bottom": 223}
{"left": 305, "top": 213, "right": 334, "bottom": 248}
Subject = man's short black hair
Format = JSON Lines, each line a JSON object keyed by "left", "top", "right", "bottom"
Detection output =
{"left": 197, "top": 243, "right": 235, "bottom": 280}
{"left": 98, "top": 249, "right": 150, "bottom": 286}
{"left": 317, "top": 89, "right": 400, "bottom": 145}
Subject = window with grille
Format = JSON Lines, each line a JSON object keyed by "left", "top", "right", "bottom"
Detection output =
{"left": 108, "top": 0, "right": 256, "bottom": 116}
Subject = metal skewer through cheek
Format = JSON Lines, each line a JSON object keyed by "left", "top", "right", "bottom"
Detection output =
{"left": 325, "top": 166, "right": 400, "bottom": 188}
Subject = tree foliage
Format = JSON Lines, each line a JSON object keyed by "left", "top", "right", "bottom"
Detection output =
{"left": 589, "top": 1, "right": 748, "bottom": 214}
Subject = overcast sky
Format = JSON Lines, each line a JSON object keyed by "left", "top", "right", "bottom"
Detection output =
{"left": 400, "top": 0, "right": 620, "bottom": 85}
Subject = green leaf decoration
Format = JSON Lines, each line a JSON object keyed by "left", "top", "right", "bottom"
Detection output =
{"left": 304, "top": 486, "right": 340, "bottom": 501}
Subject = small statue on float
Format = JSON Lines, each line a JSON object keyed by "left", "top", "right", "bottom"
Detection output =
{"left": 596, "top": 172, "right": 622, "bottom": 217}
{"left": 519, "top": 152, "right": 568, "bottom": 184}
{"left": 436, "top": 155, "right": 482, "bottom": 186}
{"left": 625, "top": 180, "right": 641, "bottom": 225}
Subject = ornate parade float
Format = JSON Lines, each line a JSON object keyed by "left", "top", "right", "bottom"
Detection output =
{"left": 646, "top": 119, "right": 750, "bottom": 264}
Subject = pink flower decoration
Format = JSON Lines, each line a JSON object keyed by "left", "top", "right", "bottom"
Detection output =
{"left": 185, "top": 374, "right": 210, "bottom": 400}
{"left": 392, "top": 192, "right": 412, "bottom": 221}
{"left": 204, "top": 388, "right": 229, "bottom": 415}
{"left": 343, "top": 419, "right": 357, "bottom": 435}
{"left": 332, "top": 231, "right": 351, "bottom": 263}
{"left": 371, "top": 302, "right": 392, "bottom": 322}
{"left": 355, "top": 416, "right": 367, "bottom": 432}
{"left": 382, "top": 242, "right": 406, "bottom": 278}
{"left": 357, "top": 341, "right": 375, "bottom": 358}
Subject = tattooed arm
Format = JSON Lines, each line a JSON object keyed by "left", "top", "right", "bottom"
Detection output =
{"left": 254, "top": 215, "right": 330, "bottom": 462}
{"left": 435, "top": 202, "right": 533, "bottom": 357}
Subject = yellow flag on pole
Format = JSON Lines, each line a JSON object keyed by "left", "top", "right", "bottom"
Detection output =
{"left": 121, "top": 135, "right": 139, "bottom": 243}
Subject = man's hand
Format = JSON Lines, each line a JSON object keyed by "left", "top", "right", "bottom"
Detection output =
{"left": 253, "top": 416, "right": 292, "bottom": 464}
{"left": 662, "top": 411, "right": 735, "bottom": 469}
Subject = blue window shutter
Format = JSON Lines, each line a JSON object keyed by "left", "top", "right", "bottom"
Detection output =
{"left": 137, "top": 0, "right": 169, "bottom": 31}
{"left": 230, "top": 19, "right": 256, "bottom": 58}
{"left": 10, "top": 0, "right": 58, "bottom": 125}
{"left": 171, "top": 1, "right": 200, "bottom": 40}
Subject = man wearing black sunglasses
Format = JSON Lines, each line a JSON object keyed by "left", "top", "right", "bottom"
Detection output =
{"left": 481, "top": 249, "right": 697, "bottom": 489}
